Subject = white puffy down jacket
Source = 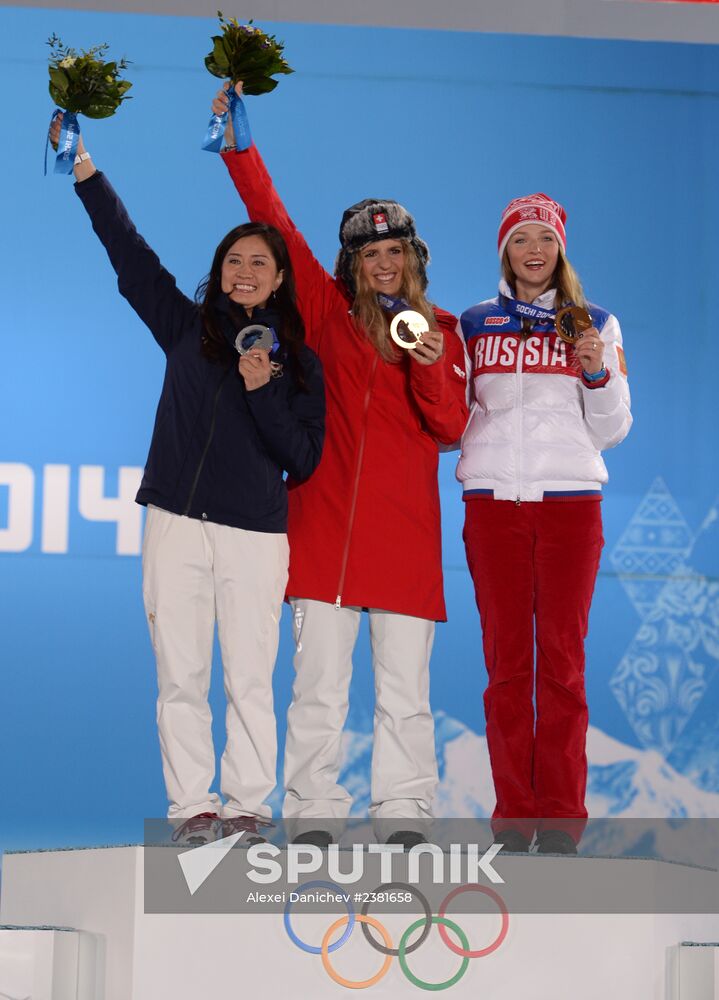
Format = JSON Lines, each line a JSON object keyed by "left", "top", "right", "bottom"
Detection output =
{"left": 456, "top": 283, "right": 632, "bottom": 502}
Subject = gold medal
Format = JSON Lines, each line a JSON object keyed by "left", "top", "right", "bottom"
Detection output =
{"left": 554, "top": 306, "right": 593, "bottom": 344}
{"left": 390, "top": 310, "right": 429, "bottom": 350}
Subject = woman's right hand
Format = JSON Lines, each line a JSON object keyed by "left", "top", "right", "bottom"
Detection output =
{"left": 239, "top": 348, "right": 271, "bottom": 391}
{"left": 49, "top": 113, "right": 94, "bottom": 179}
{"left": 49, "top": 112, "right": 63, "bottom": 151}
{"left": 49, "top": 112, "right": 86, "bottom": 155}
{"left": 212, "top": 81, "right": 243, "bottom": 148}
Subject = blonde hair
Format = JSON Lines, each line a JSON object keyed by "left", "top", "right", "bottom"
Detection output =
{"left": 351, "top": 240, "right": 435, "bottom": 362}
{"left": 502, "top": 244, "right": 587, "bottom": 310}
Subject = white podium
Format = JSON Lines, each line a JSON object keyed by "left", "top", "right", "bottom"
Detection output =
{"left": 0, "top": 925, "right": 97, "bottom": 1000}
{"left": 1, "top": 846, "right": 717, "bottom": 999}
{"left": 680, "top": 944, "right": 719, "bottom": 1000}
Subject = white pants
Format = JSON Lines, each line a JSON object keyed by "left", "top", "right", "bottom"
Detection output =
{"left": 142, "top": 506, "right": 288, "bottom": 820}
{"left": 283, "top": 599, "right": 438, "bottom": 823}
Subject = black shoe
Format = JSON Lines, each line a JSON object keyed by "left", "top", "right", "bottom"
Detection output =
{"left": 536, "top": 830, "right": 578, "bottom": 855}
{"left": 291, "top": 829, "right": 333, "bottom": 849}
{"left": 493, "top": 829, "right": 531, "bottom": 853}
{"left": 386, "top": 830, "right": 428, "bottom": 851}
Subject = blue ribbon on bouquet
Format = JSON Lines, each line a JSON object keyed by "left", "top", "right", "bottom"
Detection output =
{"left": 45, "top": 109, "right": 80, "bottom": 176}
{"left": 202, "top": 88, "right": 251, "bottom": 153}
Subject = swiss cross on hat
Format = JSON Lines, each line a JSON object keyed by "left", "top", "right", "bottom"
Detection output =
{"left": 372, "top": 212, "right": 389, "bottom": 234}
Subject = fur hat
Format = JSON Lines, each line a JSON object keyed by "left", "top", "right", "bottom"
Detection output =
{"left": 334, "top": 198, "right": 430, "bottom": 297}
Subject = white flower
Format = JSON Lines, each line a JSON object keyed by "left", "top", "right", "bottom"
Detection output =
{"left": 59, "top": 56, "right": 76, "bottom": 69}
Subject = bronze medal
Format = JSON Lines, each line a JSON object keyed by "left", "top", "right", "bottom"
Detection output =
{"left": 554, "top": 305, "right": 593, "bottom": 344}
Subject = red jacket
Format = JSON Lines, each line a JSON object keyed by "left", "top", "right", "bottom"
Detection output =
{"left": 222, "top": 146, "right": 469, "bottom": 620}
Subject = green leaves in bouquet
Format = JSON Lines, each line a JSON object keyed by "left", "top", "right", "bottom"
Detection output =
{"left": 204, "top": 13, "right": 293, "bottom": 95}
{"left": 47, "top": 35, "right": 132, "bottom": 119}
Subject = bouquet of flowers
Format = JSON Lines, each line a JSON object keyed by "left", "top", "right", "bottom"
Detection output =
{"left": 46, "top": 35, "right": 132, "bottom": 175}
{"left": 47, "top": 34, "right": 132, "bottom": 118}
{"left": 204, "top": 13, "right": 293, "bottom": 94}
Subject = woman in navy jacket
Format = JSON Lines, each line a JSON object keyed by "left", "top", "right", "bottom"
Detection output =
{"left": 53, "top": 118, "right": 325, "bottom": 845}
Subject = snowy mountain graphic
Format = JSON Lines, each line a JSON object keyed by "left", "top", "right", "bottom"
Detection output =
{"left": 331, "top": 711, "right": 719, "bottom": 819}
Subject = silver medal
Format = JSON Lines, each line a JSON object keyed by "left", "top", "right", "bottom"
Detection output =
{"left": 235, "top": 324, "right": 275, "bottom": 355}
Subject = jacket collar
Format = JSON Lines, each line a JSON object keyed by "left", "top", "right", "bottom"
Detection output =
{"left": 499, "top": 279, "right": 556, "bottom": 310}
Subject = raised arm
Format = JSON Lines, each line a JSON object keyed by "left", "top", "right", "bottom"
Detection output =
{"left": 51, "top": 117, "right": 197, "bottom": 355}
{"left": 215, "top": 84, "right": 341, "bottom": 350}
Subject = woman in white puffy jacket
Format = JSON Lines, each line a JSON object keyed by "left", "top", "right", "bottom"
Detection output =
{"left": 457, "top": 193, "right": 631, "bottom": 855}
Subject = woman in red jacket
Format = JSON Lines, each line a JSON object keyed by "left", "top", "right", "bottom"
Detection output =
{"left": 214, "top": 85, "right": 468, "bottom": 846}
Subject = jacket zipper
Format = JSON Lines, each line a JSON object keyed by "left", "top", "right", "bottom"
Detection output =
{"left": 334, "top": 354, "right": 379, "bottom": 609}
{"left": 515, "top": 336, "right": 526, "bottom": 506}
{"left": 183, "top": 367, "right": 232, "bottom": 517}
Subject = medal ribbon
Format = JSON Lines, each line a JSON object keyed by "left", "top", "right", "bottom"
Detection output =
{"left": 202, "top": 89, "right": 252, "bottom": 153}
{"left": 45, "top": 109, "right": 80, "bottom": 176}
{"left": 498, "top": 293, "right": 556, "bottom": 325}
{"left": 377, "top": 293, "right": 411, "bottom": 316}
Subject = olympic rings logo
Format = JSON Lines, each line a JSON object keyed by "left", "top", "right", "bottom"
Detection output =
{"left": 284, "top": 879, "right": 509, "bottom": 991}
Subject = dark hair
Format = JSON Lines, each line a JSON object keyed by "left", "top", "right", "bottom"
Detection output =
{"left": 196, "top": 221, "right": 307, "bottom": 385}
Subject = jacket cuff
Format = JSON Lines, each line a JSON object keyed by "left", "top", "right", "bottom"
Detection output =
{"left": 221, "top": 144, "right": 258, "bottom": 171}
{"left": 73, "top": 169, "right": 104, "bottom": 192}
{"left": 581, "top": 369, "right": 610, "bottom": 389}
{"left": 410, "top": 353, "right": 448, "bottom": 391}
{"left": 244, "top": 379, "right": 274, "bottom": 402}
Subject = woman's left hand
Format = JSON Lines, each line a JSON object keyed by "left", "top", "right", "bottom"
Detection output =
{"left": 575, "top": 327, "right": 605, "bottom": 375}
{"left": 212, "top": 81, "right": 242, "bottom": 147}
{"left": 239, "top": 349, "right": 272, "bottom": 390}
{"left": 409, "top": 329, "right": 445, "bottom": 366}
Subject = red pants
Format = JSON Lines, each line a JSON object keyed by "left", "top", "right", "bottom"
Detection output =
{"left": 463, "top": 499, "right": 603, "bottom": 841}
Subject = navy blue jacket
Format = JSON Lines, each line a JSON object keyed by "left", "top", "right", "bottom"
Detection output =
{"left": 75, "top": 171, "right": 325, "bottom": 533}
